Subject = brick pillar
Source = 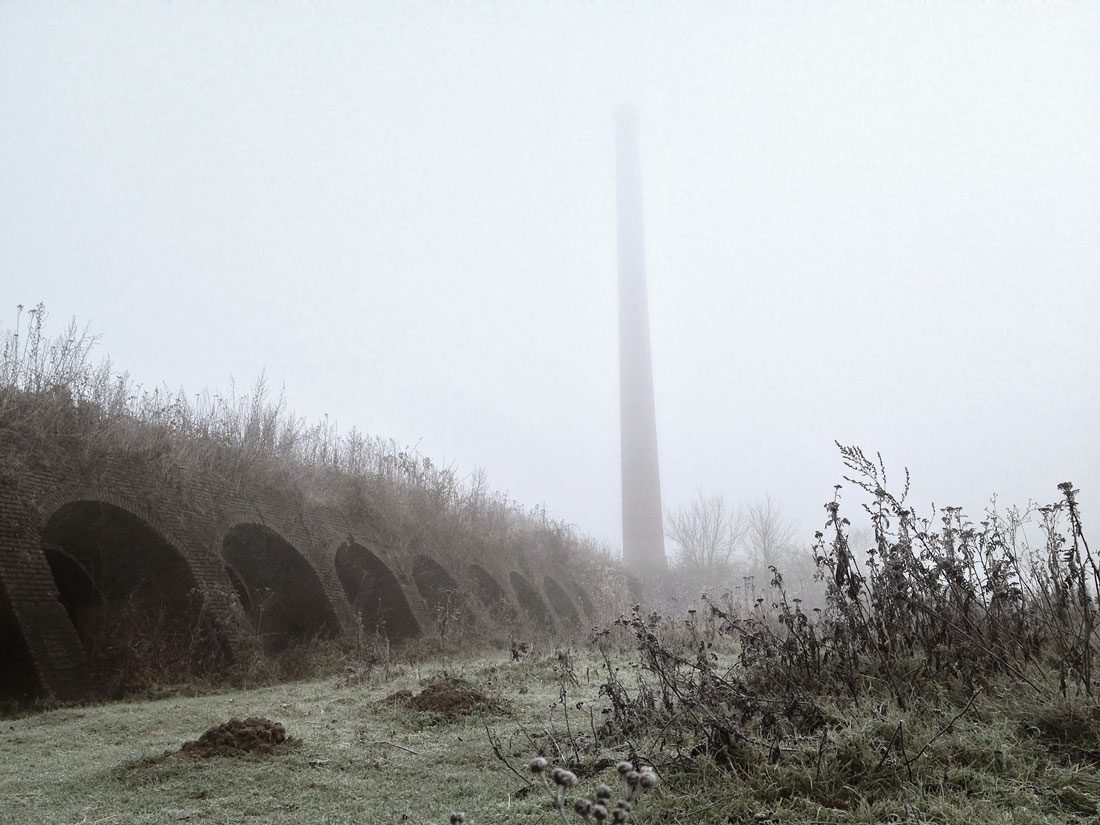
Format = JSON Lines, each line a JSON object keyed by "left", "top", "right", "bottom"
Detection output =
{"left": 0, "top": 492, "right": 91, "bottom": 700}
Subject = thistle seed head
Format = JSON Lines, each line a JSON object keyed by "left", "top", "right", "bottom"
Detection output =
{"left": 449, "top": 814, "right": 465, "bottom": 824}
{"left": 592, "top": 803, "right": 609, "bottom": 821}
{"left": 638, "top": 771, "right": 658, "bottom": 789}
{"left": 616, "top": 761, "right": 633, "bottom": 775}
{"left": 595, "top": 784, "right": 612, "bottom": 799}
{"left": 574, "top": 799, "right": 592, "bottom": 816}
{"left": 529, "top": 757, "right": 549, "bottom": 773}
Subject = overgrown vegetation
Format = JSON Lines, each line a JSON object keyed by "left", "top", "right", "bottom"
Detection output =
{"left": 0, "top": 303, "right": 611, "bottom": 568}
{"left": 582, "top": 446, "right": 1100, "bottom": 821}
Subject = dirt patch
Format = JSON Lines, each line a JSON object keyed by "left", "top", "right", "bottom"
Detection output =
{"left": 377, "top": 689, "right": 414, "bottom": 706}
{"left": 410, "top": 678, "right": 507, "bottom": 716}
{"left": 383, "top": 678, "right": 507, "bottom": 717}
{"left": 120, "top": 717, "right": 294, "bottom": 778}
{"left": 180, "top": 717, "right": 291, "bottom": 758}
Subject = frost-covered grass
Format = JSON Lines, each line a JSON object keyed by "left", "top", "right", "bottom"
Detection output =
{"left": 6, "top": 648, "right": 1100, "bottom": 825}
{"left": 1, "top": 654, "right": 584, "bottom": 825}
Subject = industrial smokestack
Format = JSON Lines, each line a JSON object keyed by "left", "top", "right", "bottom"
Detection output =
{"left": 615, "top": 105, "right": 668, "bottom": 575}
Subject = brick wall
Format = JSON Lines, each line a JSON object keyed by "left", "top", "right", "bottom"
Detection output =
{"left": 0, "top": 436, "right": 590, "bottom": 701}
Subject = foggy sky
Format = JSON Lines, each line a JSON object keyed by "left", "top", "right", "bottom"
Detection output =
{"left": 2, "top": 4, "right": 1098, "bottom": 551}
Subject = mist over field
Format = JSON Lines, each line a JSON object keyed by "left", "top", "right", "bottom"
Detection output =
{"left": 2, "top": 4, "right": 1098, "bottom": 550}
{"left": 6, "top": 7, "right": 1100, "bottom": 825}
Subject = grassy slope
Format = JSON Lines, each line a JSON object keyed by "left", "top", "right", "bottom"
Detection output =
{"left": 5, "top": 651, "right": 1100, "bottom": 825}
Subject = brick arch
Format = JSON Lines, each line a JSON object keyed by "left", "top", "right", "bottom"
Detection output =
{"left": 334, "top": 540, "right": 420, "bottom": 642}
{"left": 412, "top": 555, "right": 462, "bottom": 620}
{"left": 543, "top": 575, "right": 580, "bottom": 626}
{"left": 27, "top": 485, "right": 240, "bottom": 626}
{"left": 212, "top": 500, "right": 358, "bottom": 632}
{"left": 39, "top": 499, "right": 229, "bottom": 696}
{"left": 30, "top": 487, "right": 181, "bottom": 550}
{"left": 222, "top": 523, "right": 340, "bottom": 653}
{"left": 509, "top": 571, "right": 555, "bottom": 628}
{"left": 468, "top": 564, "right": 516, "bottom": 620}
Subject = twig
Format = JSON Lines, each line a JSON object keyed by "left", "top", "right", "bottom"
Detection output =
{"left": 544, "top": 727, "right": 568, "bottom": 765}
{"left": 515, "top": 718, "right": 542, "bottom": 755}
{"left": 363, "top": 739, "right": 420, "bottom": 755}
{"left": 874, "top": 722, "right": 902, "bottom": 772}
{"left": 910, "top": 687, "right": 983, "bottom": 766}
{"left": 482, "top": 717, "right": 534, "bottom": 788}
{"left": 814, "top": 725, "right": 829, "bottom": 781}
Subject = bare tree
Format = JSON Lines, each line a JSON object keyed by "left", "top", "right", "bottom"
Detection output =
{"left": 666, "top": 493, "right": 744, "bottom": 579}
{"left": 743, "top": 495, "right": 796, "bottom": 576}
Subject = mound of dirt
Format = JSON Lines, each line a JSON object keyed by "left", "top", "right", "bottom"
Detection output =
{"left": 181, "top": 717, "right": 290, "bottom": 758}
{"left": 378, "top": 689, "right": 414, "bottom": 706}
{"left": 385, "top": 678, "right": 507, "bottom": 717}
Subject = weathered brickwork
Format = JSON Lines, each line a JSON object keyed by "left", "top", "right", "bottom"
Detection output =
{"left": 0, "top": 437, "right": 587, "bottom": 701}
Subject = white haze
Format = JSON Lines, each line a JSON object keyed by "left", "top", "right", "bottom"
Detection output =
{"left": 2, "top": 4, "right": 1098, "bottom": 551}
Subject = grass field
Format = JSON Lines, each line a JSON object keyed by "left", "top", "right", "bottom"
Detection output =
{"left": 1, "top": 654, "right": 582, "bottom": 825}
{"left": 6, "top": 646, "right": 1100, "bottom": 825}
{"left": 3, "top": 649, "right": 670, "bottom": 825}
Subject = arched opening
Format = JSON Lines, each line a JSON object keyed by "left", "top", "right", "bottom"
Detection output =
{"left": 222, "top": 524, "right": 338, "bottom": 653}
{"left": 0, "top": 592, "right": 37, "bottom": 706}
{"left": 335, "top": 542, "right": 420, "bottom": 642}
{"left": 469, "top": 565, "right": 516, "bottom": 620}
{"left": 543, "top": 576, "right": 580, "bottom": 625}
{"left": 40, "top": 500, "right": 223, "bottom": 696}
{"left": 509, "top": 572, "right": 554, "bottom": 627}
{"left": 412, "top": 556, "right": 463, "bottom": 622}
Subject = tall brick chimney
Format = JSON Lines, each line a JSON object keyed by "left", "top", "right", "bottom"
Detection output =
{"left": 615, "top": 106, "right": 667, "bottom": 574}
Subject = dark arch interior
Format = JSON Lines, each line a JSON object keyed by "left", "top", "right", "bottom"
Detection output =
{"left": 509, "top": 571, "right": 554, "bottom": 627}
{"left": 335, "top": 542, "right": 420, "bottom": 642}
{"left": 223, "top": 524, "right": 338, "bottom": 653}
{"left": 44, "top": 548, "right": 99, "bottom": 643}
{"left": 41, "top": 500, "right": 222, "bottom": 695}
{"left": 468, "top": 565, "right": 516, "bottom": 620}
{"left": 568, "top": 580, "right": 596, "bottom": 619}
{"left": 411, "top": 555, "right": 462, "bottom": 618}
{"left": 0, "top": 592, "right": 37, "bottom": 705}
{"left": 543, "top": 575, "right": 580, "bottom": 625}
